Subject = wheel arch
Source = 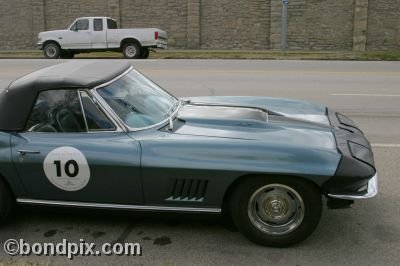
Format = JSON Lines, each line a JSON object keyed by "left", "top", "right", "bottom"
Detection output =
{"left": 0, "top": 173, "right": 16, "bottom": 198}
{"left": 42, "top": 40, "right": 61, "bottom": 50}
{"left": 120, "top": 37, "right": 142, "bottom": 49}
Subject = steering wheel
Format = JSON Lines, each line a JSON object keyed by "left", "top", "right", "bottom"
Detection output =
{"left": 28, "top": 122, "right": 57, "bottom": 132}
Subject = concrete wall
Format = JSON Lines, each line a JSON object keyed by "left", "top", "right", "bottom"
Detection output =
{"left": 0, "top": 0, "right": 34, "bottom": 49}
{"left": 120, "top": 0, "right": 188, "bottom": 48}
{"left": 0, "top": 0, "right": 399, "bottom": 51}
{"left": 286, "top": 0, "right": 354, "bottom": 50}
{"left": 200, "top": 0, "right": 270, "bottom": 49}
{"left": 367, "top": 0, "right": 400, "bottom": 51}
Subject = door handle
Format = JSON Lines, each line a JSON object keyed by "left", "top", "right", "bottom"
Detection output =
{"left": 17, "top": 150, "right": 41, "bottom": 155}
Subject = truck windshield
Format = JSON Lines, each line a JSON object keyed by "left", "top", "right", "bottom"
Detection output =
{"left": 107, "top": 19, "right": 118, "bottom": 29}
{"left": 97, "top": 69, "right": 178, "bottom": 129}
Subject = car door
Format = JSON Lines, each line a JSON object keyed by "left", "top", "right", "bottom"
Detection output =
{"left": 63, "top": 18, "right": 92, "bottom": 49}
{"left": 11, "top": 89, "right": 143, "bottom": 204}
{"left": 91, "top": 18, "right": 107, "bottom": 48}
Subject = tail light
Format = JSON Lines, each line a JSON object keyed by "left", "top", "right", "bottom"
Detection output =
{"left": 155, "top": 31, "right": 159, "bottom": 40}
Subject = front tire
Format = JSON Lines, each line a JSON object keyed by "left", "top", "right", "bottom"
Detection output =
{"left": 43, "top": 43, "right": 60, "bottom": 59}
{"left": 0, "top": 178, "right": 15, "bottom": 225}
{"left": 122, "top": 43, "right": 141, "bottom": 59}
{"left": 230, "top": 177, "right": 322, "bottom": 247}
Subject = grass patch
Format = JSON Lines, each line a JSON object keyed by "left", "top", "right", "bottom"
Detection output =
{"left": 360, "top": 51, "right": 400, "bottom": 61}
{"left": 0, "top": 50, "right": 399, "bottom": 60}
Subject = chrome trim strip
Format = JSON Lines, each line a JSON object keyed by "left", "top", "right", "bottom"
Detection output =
{"left": 90, "top": 66, "right": 133, "bottom": 132}
{"left": 16, "top": 199, "right": 222, "bottom": 213}
{"left": 91, "top": 67, "right": 181, "bottom": 132}
{"left": 77, "top": 90, "right": 89, "bottom": 132}
{"left": 82, "top": 89, "right": 121, "bottom": 132}
{"left": 93, "top": 66, "right": 134, "bottom": 90}
{"left": 89, "top": 89, "right": 127, "bottom": 132}
{"left": 328, "top": 172, "right": 378, "bottom": 200}
{"left": 17, "top": 150, "right": 40, "bottom": 155}
{"left": 123, "top": 100, "right": 182, "bottom": 132}
{"left": 187, "top": 102, "right": 277, "bottom": 115}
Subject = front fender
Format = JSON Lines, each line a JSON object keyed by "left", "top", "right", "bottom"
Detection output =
{"left": 39, "top": 38, "right": 61, "bottom": 49}
{"left": 139, "top": 134, "right": 341, "bottom": 208}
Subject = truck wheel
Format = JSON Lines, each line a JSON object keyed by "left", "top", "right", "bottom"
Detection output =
{"left": 230, "top": 177, "right": 322, "bottom": 247}
{"left": 122, "top": 43, "right": 141, "bottom": 59}
{"left": 141, "top": 48, "right": 150, "bottom": 59}
{"left": 0, "top": 178, "right": 15, "bottom": 225}
{"left": 43, "top": 43, "right": 61, "bottom": 59}
{"left": 60, "top": 50, "right": 74, "bottom": 59}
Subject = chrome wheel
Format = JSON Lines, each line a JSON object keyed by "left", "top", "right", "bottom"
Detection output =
{"left": 43, "top": 43, "right": 60, "bottom": 59}
{"left": 122, "top": 43, "right": 141, "bottom": 59}
{"left": 248, "top": 184, "right": 305, "bottom": 235}
{"left": 125, "top": 45, "right": 137, "bottom": 58}
{"left": 45, "top": 45, "right": 57, "bottom": 58}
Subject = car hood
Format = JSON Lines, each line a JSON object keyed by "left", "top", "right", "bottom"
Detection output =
{"left": 186, "top": 96, "right": 329, "bottom": 125}
{"left": 40, "top": 30, "right": 68, "bottom": 36}
{"left": 173, "top": 98, "right": 336, "bottom": 151}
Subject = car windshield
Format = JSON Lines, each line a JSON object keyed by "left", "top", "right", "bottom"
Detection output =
{"left": 97, "top": 69, "right": 178, "bottom": 129}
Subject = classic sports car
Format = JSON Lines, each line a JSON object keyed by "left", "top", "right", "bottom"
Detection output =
{"left": 0, "top": 61, "right": 377, "bottom": 247}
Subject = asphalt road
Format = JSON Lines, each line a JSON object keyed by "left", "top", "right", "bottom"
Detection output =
{"left": 0, "top": 59, "right": 399, "bottom": 266}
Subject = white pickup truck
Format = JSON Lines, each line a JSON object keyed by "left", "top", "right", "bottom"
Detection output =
{"left": 37, "top": 17, "right": 168, "bottom": 59}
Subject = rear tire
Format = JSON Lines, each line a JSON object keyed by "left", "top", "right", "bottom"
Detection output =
{"left": 0, "top": 178, "right": 15, "bottom": 225}
{"left": 43, "top": 42, "right": 60, "bottom": 59}
{"left": 141, "top": 48, "right": 150, "bottom": 59}
{"left": 60, "top": 50, "right": 75, "bottom": 59}
{"left": 122, "top": 42, "right": 141, "bottom": 59}
{"left": 230, "top": 176, "right": 322, "bottom": 247}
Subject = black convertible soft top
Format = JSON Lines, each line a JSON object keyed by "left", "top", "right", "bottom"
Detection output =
{"left": 0, "top": 61, "right": 131, "bottom": 131}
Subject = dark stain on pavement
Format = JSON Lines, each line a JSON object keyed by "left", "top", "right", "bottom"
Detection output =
{"left": 153, "top": 236, "right": 171, "bottom": 246}
{"left": 44, "top": 229, "right": 57, "bottom": 237}
{"left": 112, "top": 223, "right": 135, "bottom": 244}
{"left": 91, "top": 231, "right": 106, "bottom": 239}
{"left": 142, "top": 236, "right": 152, "bottom": 240}
{"left": 374, "top": 224, "right": 399, "bottom": 243}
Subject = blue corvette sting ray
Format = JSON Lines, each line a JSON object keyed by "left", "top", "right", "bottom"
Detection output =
{"left": 0, "top": 61, "right": 377, "bottom": 246}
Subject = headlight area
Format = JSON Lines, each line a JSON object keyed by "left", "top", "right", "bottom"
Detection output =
{"left": 324, "top": 152, "right": 375, "bottom": 196}
{"left": 348, "top": 141, "right": 374, "bottom": 166}
{"left": 324, "top": 109, "right": 378, "bottom": 208}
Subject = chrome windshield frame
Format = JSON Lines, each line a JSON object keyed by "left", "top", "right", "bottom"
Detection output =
{"left": 91, "top": 66, "right": 181, "bottom": 132}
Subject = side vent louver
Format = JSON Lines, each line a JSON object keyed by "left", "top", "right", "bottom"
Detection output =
{"left": 166, "top": 179, "right": 208, "bottom": 202}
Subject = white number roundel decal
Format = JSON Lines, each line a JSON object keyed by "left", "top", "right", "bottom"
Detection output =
{"left": 43, "top": 146, "right": 91, "bottom": 191}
